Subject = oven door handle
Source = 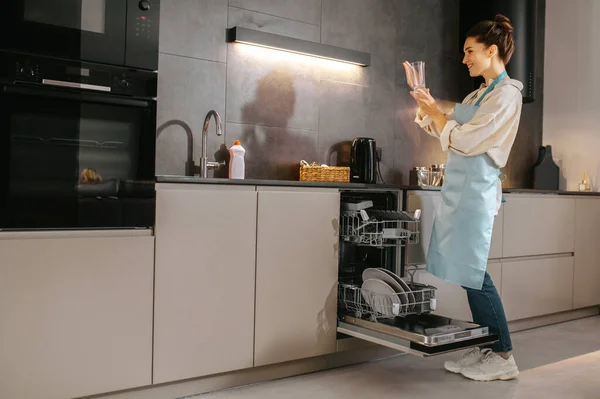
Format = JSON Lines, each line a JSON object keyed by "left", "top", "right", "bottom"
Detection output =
{"left": 2, "top": 84, "right": 151, "bottom": 108}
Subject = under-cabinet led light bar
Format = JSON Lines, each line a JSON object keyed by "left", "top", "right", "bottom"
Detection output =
{"left": 226, "top": 27, "right": 371, "bottom": 67}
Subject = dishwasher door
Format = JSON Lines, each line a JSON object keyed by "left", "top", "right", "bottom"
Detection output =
{"left": 337, "top": 313, "right": 498, "bottom": 357}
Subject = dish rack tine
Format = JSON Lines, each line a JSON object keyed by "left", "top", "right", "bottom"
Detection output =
{"left": 404, "top": 264, "right": 422, "bottom": 284}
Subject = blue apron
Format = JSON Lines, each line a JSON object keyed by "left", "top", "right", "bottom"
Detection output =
{"left": 426, "top": 71, "right": 507, "bottom": 290}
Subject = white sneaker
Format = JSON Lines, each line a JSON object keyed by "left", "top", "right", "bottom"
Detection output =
{"left": 460, "top": 350, "right": 519, "bottom": 381}
{"left": 444, "top": 347, "right": 486, "bottom": 374}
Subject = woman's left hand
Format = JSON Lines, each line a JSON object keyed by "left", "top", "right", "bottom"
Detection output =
{"left": 412, "top": 89, "right": 448, "bottom": 131}
{"left": 411, "top": 89, "right": 443, "bottom": 119}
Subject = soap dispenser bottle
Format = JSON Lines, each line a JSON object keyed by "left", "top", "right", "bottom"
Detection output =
{"left": 228, "top": 140, "right": 245, "bottom": 179}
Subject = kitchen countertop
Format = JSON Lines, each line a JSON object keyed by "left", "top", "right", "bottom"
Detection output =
{"left": 156, "top": 175, "right": 420, "bottom": 191}
{"left": 502, "top": 188, "right": 600, "bottom": 196}
{"left": 156, "top": 175, "right": 600, "bottom": 196}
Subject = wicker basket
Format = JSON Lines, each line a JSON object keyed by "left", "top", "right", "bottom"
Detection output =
{"left": 299, "top": 161, "right": 350, "bottom": 183}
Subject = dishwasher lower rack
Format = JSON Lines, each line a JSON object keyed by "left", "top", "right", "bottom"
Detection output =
{"left": 340, "top": 209, "right": 420, "bottom": 248}
{"left": 338, "top": 279, "right": 437, "bottom": 322}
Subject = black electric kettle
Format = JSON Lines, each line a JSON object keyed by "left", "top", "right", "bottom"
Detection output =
{"left": 350, "top": 137, "right": 377, "bottom": 184}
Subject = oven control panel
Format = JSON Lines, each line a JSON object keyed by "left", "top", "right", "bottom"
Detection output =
{"left": 126, "top": 0, "right": 160, "bottom": 70}
{"left": 1, "top": 50, "right": 157, "bottom": 98}
{"left": 15, "top": 60, "right": 40, "bottom": 82}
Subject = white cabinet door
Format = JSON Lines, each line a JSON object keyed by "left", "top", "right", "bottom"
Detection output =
{"left": 0, "top": 234, "right": 154, "bottom": 399}
{"left": 254, "top": 189, "right": 339, "bottom": 367}
{"left": 406, "top": 191, "right": 503, "bottom": 264}
{"left": 502, "top": 195, "right": 575, "bottom": 257}
{"left": 153, "top": 185, "right": 257, "bottom": 383}
{"left": 406, "top": 191, "right": 442, "bottom": 265}
{"left": 413, "top": 261, "right": 502, "bottom": 322}
{"left": 489, "top": 207, "right": 504, "bottom": 260}
{"left": 574, "top": 198, "right": 600, "bottom": 308}
{"left": 502, "top": 256, "right": 574, "bottom": 321}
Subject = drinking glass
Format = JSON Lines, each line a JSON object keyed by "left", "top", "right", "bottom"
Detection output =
{"left": 410, "top": 61, "right": 426, "bottom": 91}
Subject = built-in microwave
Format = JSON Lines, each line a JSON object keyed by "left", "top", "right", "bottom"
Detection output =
{"left": 0, "top": 0, "right": 160, "bottom": 70}
{"left": 0, "top": 50, "right": 157, "bottom": 230}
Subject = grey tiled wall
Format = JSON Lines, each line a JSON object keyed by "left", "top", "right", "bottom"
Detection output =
{"left": 156, "top": 0, "right": 544, "bottom": 187}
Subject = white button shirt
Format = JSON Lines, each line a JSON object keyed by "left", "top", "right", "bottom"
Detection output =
{"left": 414, "top": 78, "right": 524, "bottom": 213}
{"left": 415, "top": 78, "right": 524, "bottom": 169}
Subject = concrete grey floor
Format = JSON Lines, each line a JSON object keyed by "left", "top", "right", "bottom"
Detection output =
{"left": 193, "top": 316, "right": 600, "bottom": 399}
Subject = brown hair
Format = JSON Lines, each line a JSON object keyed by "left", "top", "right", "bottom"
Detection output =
{"left": 466, "top": 14, "right": 515, "bottom": 65}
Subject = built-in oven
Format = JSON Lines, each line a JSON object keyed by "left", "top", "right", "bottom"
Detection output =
{"left": 0, "top": 0, "right": 159, "bottom": 70}
{"left": 0, "top": 50, "right": 157, "bottom": 230}
{"left": 337, "top": 189, "right": 498, "bottom": 357}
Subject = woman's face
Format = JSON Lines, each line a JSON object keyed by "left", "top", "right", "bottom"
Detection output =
{"left": 462, "top": 37, "right": 494, "bottom": 77}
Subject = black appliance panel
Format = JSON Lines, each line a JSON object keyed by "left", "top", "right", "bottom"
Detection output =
{"left": 0, "top": 52, "right": 157, "bottom": 230}
{"left": 0, "top": 0, "right": 159, "bottom": 70}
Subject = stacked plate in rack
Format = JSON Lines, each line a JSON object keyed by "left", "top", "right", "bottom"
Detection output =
{"left": 360, "top": 268, "right": 416, "bottom": 318}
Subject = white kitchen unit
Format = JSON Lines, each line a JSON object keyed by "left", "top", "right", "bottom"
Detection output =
{"left": 405, "top": 191, "right": 442, "bottom": 265}
{"left": 502, "top": 195, "right": 575, "bottom": 257}
{"left": 254, "top": 187, "right": 340, "bottom": 366}
{"left": 502, "top": 255, "right": 574, "bottom": 321}
{"left": 153, "top": 184, "right": 257, "bottom": 383}
{"left": 0, "top": 231, "right": 154, "bottom": 399}
{"left": 573, "top": 197, "right": 600, "bottom": 308}
{"left": 404, "top": 190, "right": 599, "bottom": 324}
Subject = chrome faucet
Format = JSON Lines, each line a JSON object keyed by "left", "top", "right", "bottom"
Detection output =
{"left": 200, "top": 110, "right": 226, "bottom": 178}
{"left": 156, "top": 119, "right": 195, "bottom": 176}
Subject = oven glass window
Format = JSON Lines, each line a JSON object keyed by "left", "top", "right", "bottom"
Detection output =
{"left": 10, "top": 105, "right": 136, "bottom": 197}
{"left": 24, "top": 0, "right": 106, "bottom": 34}
{"left": 1, "top": 92, "right": 155, "bottom": 229}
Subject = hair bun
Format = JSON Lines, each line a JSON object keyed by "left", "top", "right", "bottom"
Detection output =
{"left": 494, "top": 14, "right": 514, "bottom": 34}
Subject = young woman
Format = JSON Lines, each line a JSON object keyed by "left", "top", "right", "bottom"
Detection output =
{"left": 404, "top": 14, "right": 522, "bottom": 382}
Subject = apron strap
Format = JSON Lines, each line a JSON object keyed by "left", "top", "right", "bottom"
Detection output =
{"left": 474, "top": 70, "right": 508, "bottom": 106}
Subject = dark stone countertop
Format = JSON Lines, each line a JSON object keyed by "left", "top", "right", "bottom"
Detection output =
{"left": 156, "top": 175, "right": 600, "bottom": 196}
{"left": 502, "top": 188, "right": 600, "bottom": 196}
{"left": 156, "top": 175, "right": 417, "bottom": 191}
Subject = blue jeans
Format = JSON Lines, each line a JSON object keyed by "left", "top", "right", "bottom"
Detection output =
{"left": 462, "top": 272, "right": 513, "bottom": 352}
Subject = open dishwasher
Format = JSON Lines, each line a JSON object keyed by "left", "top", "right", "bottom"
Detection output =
{"left": 336, "top": 189, "right": 498, "bottom": 356}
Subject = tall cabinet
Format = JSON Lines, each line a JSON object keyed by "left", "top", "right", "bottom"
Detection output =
{"left": 153, "top": 185, "right": 257, "bottom": 384}
{"left": 254, "top": 188, "right": 339, "bottom": 366}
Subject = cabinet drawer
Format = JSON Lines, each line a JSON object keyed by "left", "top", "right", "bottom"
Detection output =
{"left": 502, "top": 256, "right": 574, "bottom": 321}
{"left": 503, "top": 196, "right": 575, "bottom": 257}
{"left": 0, "top": 235, "right": 154, "bottom": 399}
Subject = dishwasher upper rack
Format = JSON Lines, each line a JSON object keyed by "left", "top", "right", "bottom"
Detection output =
{"left": 338, "top": 279, "right": 436, "bottom": 322}
{"left": 340, "top": 208, "right": 420, "bottom": 248}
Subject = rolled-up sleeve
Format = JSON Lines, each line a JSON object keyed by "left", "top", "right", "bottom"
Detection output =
{"left": 415, "top": 108, "right": 455, "bottom": 139}
{"left": 439, "top": 90, "right": 521, "bottom": 155}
